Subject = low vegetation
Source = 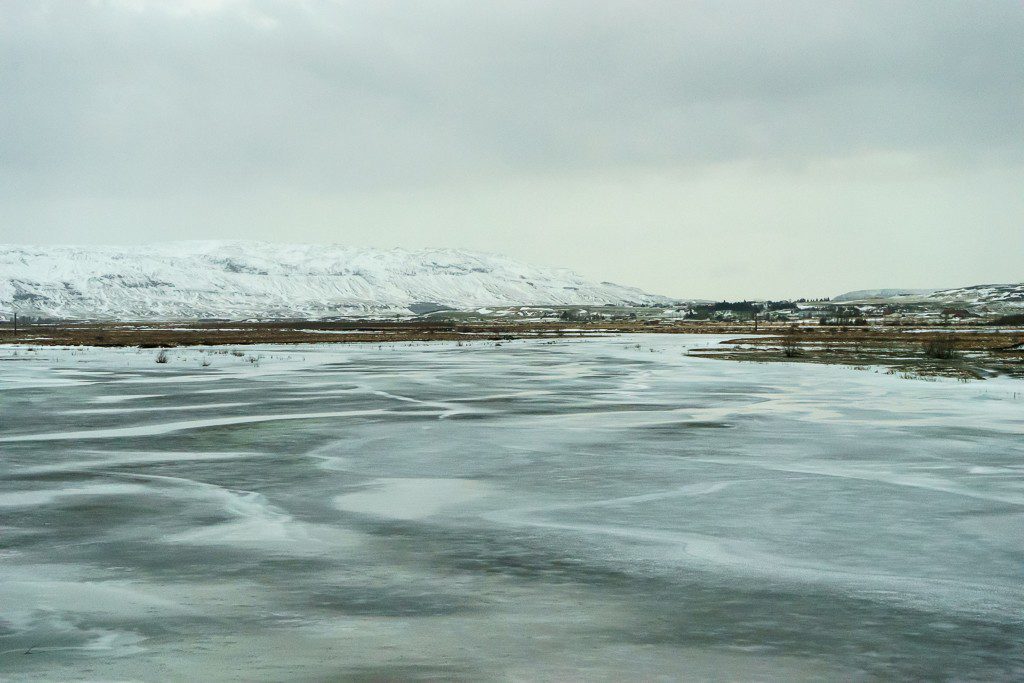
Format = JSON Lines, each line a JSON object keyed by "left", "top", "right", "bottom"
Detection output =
{"left": 0, "top": 319, "right": 807, "bottom": 348}
{"left": 1, "top": 317, "right": 1021, "bottom": 381}
{"left": 692, "top": 329, "right": 1023, "bottom": 380}
{"left": 781, "top": 331, "right": 801, "bottom": 357}
{"left": 922, "top": 336, "right": 960, "bottom": 360}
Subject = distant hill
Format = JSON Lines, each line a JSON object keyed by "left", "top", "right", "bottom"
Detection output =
{"left": 832, "top": 288, "right": 938, "bottom": 302}
{"left": 0, "top": 241, "right": 671, "bottom": 320}
{"left": 834, "top": 283, "right": 1024, "bottom": 309}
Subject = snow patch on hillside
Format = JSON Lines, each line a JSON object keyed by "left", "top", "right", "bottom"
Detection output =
{"left": 931, "top": 283, "right": 1024, "bottom": 307}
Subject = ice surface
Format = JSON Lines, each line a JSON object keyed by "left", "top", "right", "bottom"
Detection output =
{"left": 1, "top": 335, "right": 1022, "bottom": 680}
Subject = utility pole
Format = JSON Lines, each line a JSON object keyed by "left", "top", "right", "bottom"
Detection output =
{"left": 12, "top": 312, "right": 16, "bottom": 334}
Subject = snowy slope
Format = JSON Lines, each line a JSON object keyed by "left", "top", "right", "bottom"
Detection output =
{"left": 833, "top": 283, "right": 1024, "bottom": 309}
{"left": 927, "top": 283, "right": 1024, "bottom": 308}
{"left": 832, "top": 288, "right": 937, "bottom": 302}
{"left": 0, "top": 241, "right": 670, "bottom": 320}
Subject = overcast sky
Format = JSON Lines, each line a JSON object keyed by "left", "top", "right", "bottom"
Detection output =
{"left": 1, "top": 0, "right": 1021, "bottom": 299}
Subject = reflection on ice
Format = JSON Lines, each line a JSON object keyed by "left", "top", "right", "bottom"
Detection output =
{"left": 0, "top": 408, "right": 398, "bottom": 442}
{"left": 0, "top": 483, "right": 150, "bottom": 508}
{"left": 334, "top": 478, "right": 492, "bottom": 520}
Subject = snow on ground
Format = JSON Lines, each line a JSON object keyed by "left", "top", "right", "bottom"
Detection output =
{"left": 0, "top": 335, "right": 1022, "bottom": 680}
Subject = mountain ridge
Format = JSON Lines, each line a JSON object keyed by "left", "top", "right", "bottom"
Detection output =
{"left": 0, "top": 241, "right": 671, "bottom": 320}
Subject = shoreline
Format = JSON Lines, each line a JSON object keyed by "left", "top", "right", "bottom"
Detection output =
{"left": 2, "top": 319, "right": 1021, "bottom": 346}
{"left": 2, "top": 321, "right": 1021, "bottom": 380}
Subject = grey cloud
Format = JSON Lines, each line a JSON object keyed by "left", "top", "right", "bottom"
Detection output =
{"left": 0, "top": 0, "right": 1021, "bottom": 297}
{"left": 3, "top": 1, "right": 1021, "bottom": 187}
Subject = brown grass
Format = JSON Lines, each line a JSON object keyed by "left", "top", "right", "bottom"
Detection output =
{"left": 1, "top": 319, "right": 1021, "bottom": 379}
{"left": 689, "top": 329, "right": 1024, "bottom": 379}
{"left": 0, "top": 319, "right": 803, "bottom": 348}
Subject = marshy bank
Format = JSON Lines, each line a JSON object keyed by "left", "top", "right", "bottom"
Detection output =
{"left": 691, "top": 329, "right": 1024, "bottom": 380}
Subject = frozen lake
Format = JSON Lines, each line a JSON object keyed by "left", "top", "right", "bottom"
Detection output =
{"left": 1, "top": 335, "right": 1022, "bottom": 680}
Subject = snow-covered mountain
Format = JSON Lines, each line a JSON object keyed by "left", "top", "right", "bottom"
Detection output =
{"left": 833, "top": 283, "right": 1024, "bottom": 309}
{"left": 0, "top": 241, "right": 670, "bottom": 320}
{"left": 832, "top": 288, "right": 938, "bottom": 302}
